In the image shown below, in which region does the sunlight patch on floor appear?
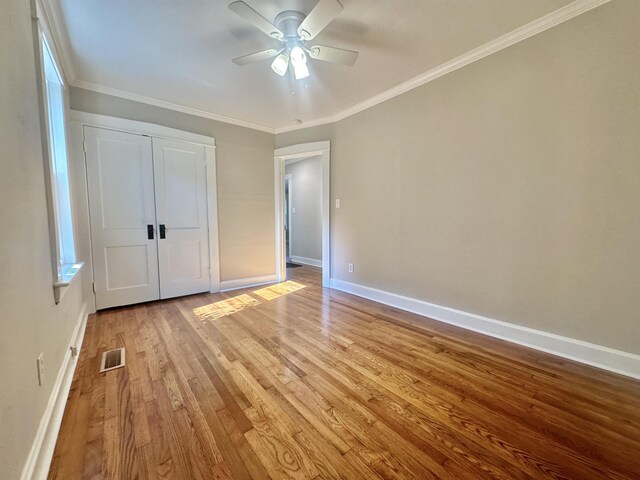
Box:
[253,281,306,300]
[193,294,260,321]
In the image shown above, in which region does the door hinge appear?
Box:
[82,141,87,153]
[92,282,96,293]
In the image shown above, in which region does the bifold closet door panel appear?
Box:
[152,138,210,299]
[84,126,160,309]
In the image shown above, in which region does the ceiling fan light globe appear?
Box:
[271,53,289,76]
[290,46,307,67]
[294,62,310,80]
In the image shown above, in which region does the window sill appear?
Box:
[54,262,84,304]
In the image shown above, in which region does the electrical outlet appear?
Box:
[348,263,354,273]
[37,353,45,386]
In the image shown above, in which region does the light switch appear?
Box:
[335,198,341,208]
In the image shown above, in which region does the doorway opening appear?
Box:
[274,141,330,287]
[284,156,323,274]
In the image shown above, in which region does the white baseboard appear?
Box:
[330,278,640,380]
[290,256,322,268]
[220,273,278,292]
[21,303,89,480]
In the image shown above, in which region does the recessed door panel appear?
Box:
[153,138,210,299]
[85,126,160,309]
[99,142,148,229]
[104,245,150,289]
[167,240,202,281]
[163,149,200,228]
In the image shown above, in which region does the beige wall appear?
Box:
[286,156,322,262]
[69,87,276,282]
[276,0,640,355]
[0,1,86,478]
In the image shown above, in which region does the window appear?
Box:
[40,34,80,293]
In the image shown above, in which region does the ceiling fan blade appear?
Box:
[232,49,280,66]
[297,0,343,41]
[308,45,358,66]
[228,1,284,39]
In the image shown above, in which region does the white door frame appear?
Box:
[69,110,221,312]
[284,173,292,261]
[274,141,330,287]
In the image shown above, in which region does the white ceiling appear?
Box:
[51,0,574,131]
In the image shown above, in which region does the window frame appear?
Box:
[35,8,83,302]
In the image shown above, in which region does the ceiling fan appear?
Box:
[229,0,358,80]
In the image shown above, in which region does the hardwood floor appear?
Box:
[49,266,640,479]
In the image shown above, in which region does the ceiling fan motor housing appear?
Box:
[274,11,307,40]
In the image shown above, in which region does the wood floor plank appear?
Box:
[49,266,640,479]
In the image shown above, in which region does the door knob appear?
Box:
[159,224,166,239]
[147,224,154,240]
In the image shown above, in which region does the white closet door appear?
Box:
[84,127,160,309]
[152,138,210,299]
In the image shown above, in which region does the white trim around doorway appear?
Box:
[274,141,330,288]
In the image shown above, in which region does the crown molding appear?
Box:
[40,0,610,135]
[70,79,276,133]
[274,0,611,134]
[275,114,337,134]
